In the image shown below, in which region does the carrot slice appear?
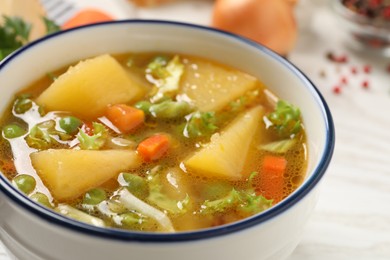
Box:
[258,155,287,202]
[106,104,145,133]
[137,134,170,162]
[62,9,114,30]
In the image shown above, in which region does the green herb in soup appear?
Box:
[0,53,307,232]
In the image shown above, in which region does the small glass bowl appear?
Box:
[333,0,390,57]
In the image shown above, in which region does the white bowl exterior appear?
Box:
[0,22,331,260]
[0,188,319,260]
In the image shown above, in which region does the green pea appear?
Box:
[2,124,26,139]
[30,192,52,208]
[59,116,82,135]
[122,173,148,199]
[83,188,107,205]
[14,98,33,114]
[13,174,36,195]
[120,212,143,227]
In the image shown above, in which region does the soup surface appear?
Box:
[0,53,307,232]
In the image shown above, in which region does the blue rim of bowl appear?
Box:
[0,20,335,243]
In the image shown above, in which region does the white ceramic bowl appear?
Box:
[0,20,335,260]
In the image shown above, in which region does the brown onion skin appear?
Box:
[212,0,298,56]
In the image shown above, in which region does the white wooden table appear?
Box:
[1,0,390,259]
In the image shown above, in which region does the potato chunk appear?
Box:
[36,54,144,119]
[30,149,141,201]
[179,58,258,112]
[184,106,264,180]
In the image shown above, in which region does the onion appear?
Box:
[212,0,298,56]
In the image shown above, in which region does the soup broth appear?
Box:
[0,53,307,232]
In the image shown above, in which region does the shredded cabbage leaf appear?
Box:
[200,172,272,215]
[266,100,302,138]
[118,188,175,232]
[147,169,191,215]
[120,172,149,199]
[77,122,108,150]
[258,139,297,154]
[148,55,184,102]
[183,111,218,138]
[135,99,194,119]
[200,188,272,215]
[26,120,71,149]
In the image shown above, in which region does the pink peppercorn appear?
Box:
[383,6,390,19]
[362,80,370,89]
[333,86,342,94]
[326,52,348,63]
[363,65,372,73]
[369,0,382,8]
[340,76,348,85]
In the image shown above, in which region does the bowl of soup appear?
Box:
[0,20,334,260]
